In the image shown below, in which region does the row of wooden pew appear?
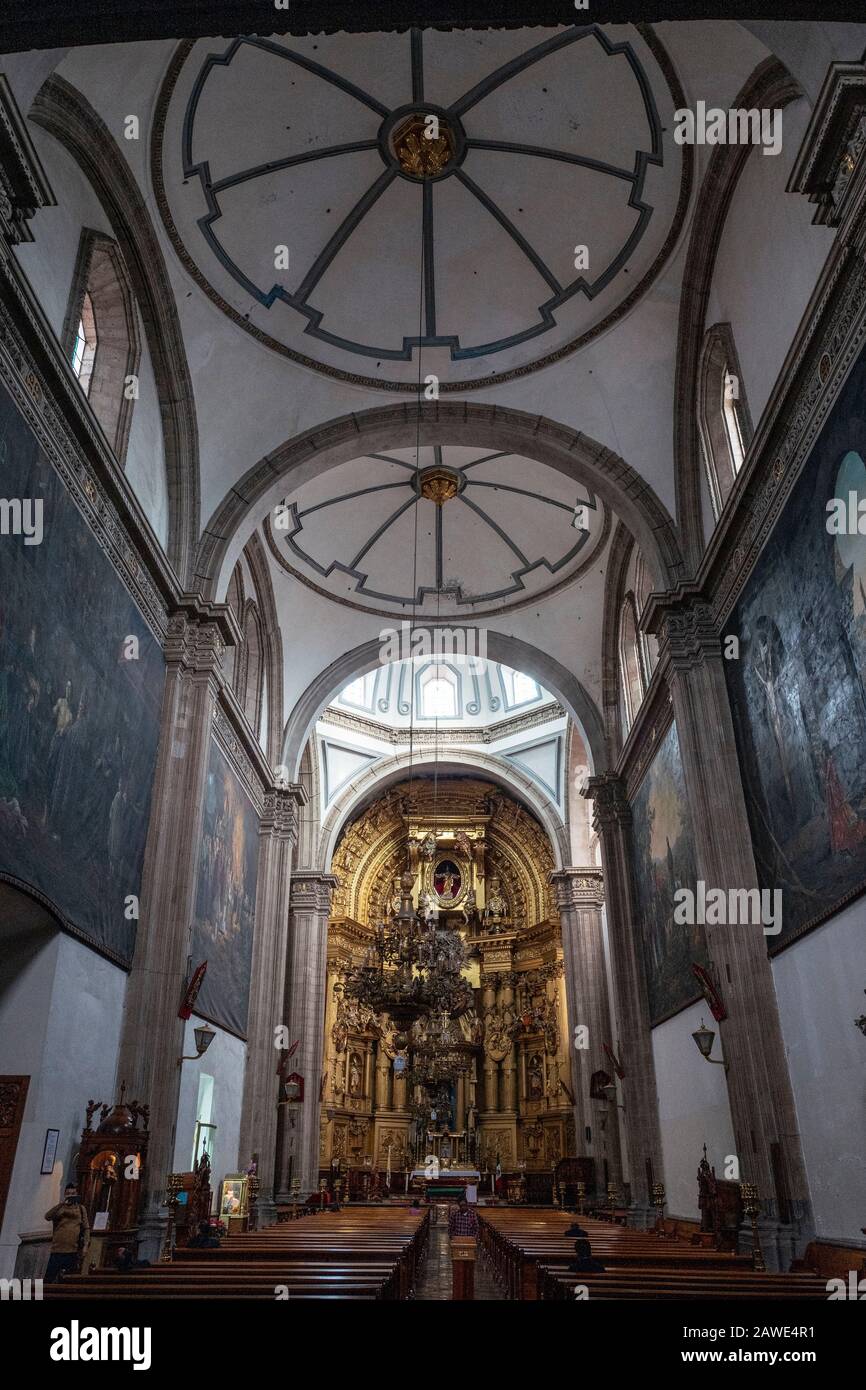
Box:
[478,1210,830,1301]
[44,1208,429,1301]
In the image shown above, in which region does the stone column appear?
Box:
[116,609,233,1260]
[500,977,518,1114]
[650,592,811,1266]
[238,783,304,1225]
[374,1045,390,1111]
[549,868,623,1197]
[583,774,664,1225]
[283,872,339,1198]
[481,977,498,1113]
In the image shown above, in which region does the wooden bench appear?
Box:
[46,1207,428,1302]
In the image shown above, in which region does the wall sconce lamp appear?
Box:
[601,1081,625,1112]
[691,1018,728,1071]
[178,1022,216,1066]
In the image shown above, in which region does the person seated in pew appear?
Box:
[567,1238,606,1273]
[564,1223,588,1237]
[187,1219,222,1249]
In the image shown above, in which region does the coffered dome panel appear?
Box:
[155,23,688,389]
[264,445,610,617]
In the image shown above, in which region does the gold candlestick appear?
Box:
[161,1173,183,1263]
[651,1182,666,1236]
[739,1182,766,1271]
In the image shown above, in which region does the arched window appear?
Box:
[71,291,97,394]
[633,553,658,680]
[62,229,141,466]
[698,323,753,519]
[501,665,540,708]
[342,672,376,709]
[241,601,264,734]
[421,664,457,718]
[618,595,645,736]
[224,566,244,689]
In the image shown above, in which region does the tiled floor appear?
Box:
[414,1210,506,1301]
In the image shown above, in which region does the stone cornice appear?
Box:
[291,872,340,915]
[643,584,720,666]
[0,75,55,245]
[319,701,565,744]
[260,784,306,840]
[788,60,866,234]
[549,866,605,910]
[582,772,632,833]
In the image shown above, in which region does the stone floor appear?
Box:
[414,1210,506,1300]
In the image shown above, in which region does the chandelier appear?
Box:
[410,1007,474,1085]
[343,870,476,1038]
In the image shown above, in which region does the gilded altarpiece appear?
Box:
[319,779,576,1184]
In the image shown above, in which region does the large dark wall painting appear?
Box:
[631,719,706,1025]
[191,739,259,1037]
[0,378,163,963]
[725,347,866,951]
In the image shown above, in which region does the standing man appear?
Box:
[448,1197,479,1300]
[44,1182,89,1282]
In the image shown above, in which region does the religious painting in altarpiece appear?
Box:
[630,719,707,1024]
[190,739,260,1036]
[725,344,866,950]
[0,375,163,962]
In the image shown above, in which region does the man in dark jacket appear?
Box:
[568,1237,606,1273]
[44,1183,89,1282]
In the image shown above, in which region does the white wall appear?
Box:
[652,999,737,1220]
[772,902,866,1244]
[705,98,835,430]
[124,304,169,548]
[13,124,171,551]
[0,928,127,1279]
[173,1014,246,1214]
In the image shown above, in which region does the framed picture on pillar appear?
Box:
[41,1128,60,1175]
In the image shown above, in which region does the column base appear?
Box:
[136,1206,168,1265]
[253,1198,277,1228]
[738,1217,805,1273]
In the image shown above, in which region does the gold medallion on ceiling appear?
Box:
[392,113,455,179]
[418,465,460,505]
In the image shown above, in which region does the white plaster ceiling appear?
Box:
[317,655,566,814]
[264,444,608,617]
[331,655,555,727]
[155,23,686,389]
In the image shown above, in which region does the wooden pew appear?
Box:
[477,1209,828,1301]
[45,1206,428,1302]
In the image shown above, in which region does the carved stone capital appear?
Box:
[260,785,305,841]
[0,76,55,246]
[290,872,340,916]
[549,867,604,911]
[582,772,631,832]
[164,598,239,674]
[645,586,720,667]
[788,60,866,233]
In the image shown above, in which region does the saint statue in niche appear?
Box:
[348,1052,362,1096]
[433,858,461,902]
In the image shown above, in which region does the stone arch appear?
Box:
[315,748,570,876]
[194,402,686,601]
[29,74,200,583]
[282,631,606,783]
[673,57,801,568]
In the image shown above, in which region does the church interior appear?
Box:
[0,1,865,1319]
